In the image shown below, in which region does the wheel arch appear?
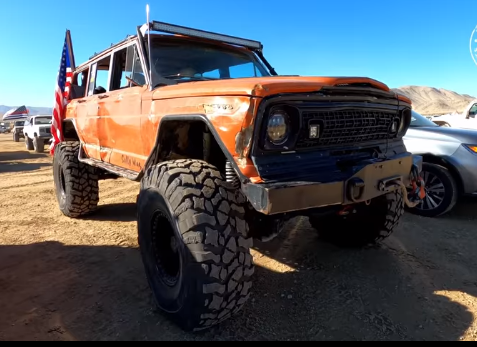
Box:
[62,119,80,141]
[421,154,464,194]
[142,114,249,184]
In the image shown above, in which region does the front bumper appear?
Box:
[243,153,423,215]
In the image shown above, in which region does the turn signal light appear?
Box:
[463,144,477,153]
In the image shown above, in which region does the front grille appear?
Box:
[297,109,396,149]
[40,128,51,134]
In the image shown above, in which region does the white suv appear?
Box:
[23,115,53,153]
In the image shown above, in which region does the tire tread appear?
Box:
[53,141,99,218]
[139,159,254,331]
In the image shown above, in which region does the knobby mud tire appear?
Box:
[309,189,405,248]
[137,159,254,331]
[53,141,99,218]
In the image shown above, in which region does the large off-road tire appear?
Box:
[53,141,99,218]
[13,132,19,142]
[25,136,34,150]
[137,159,254,332]
[309,189,404,248]
[33,136,44,153]
[406,162,458,217]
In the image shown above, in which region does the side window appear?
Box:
[468,104,477,118]
[87,55,111,95]
[131,46,145,86]
[229,62,263,78]
[70,69,89,100]
[87,63,97,96]
[200,69,221,79]
[95,56,110,92]
[111,47,128,91]
[110,44,146,91]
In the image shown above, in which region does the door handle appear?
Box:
[77,99,87,103]
[98,94,110,99]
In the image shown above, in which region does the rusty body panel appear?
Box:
[65,74,404,182]
[149,76,390,99]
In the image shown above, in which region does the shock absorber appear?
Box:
[225,161,240,189]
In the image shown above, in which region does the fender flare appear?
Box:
[142,114,250,183]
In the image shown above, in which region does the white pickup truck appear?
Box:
[428,99,477,129]
[23,115,53,153]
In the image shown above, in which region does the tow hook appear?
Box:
[347,177,365,202]
[396,164,426,208]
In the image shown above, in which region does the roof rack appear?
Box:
[88,34,136,60]
[144,21,263,51]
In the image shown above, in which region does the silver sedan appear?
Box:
[403,110,477,217]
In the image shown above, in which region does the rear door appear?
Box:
[96,42,147,172]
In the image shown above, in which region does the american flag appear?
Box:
[50,30,75,155]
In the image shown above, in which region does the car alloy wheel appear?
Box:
[416,170,446,211]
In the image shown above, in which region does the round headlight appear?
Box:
[267,112,289,144]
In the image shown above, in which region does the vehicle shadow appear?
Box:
[0,151,48,162]
[0,224,474,341]
[84,203,137,222]
[441,196,477,221]
[0,162,52,174]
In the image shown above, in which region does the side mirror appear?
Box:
[93,86,107,95]
[126,75,141,87]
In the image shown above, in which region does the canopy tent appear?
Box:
[2,106,29,121]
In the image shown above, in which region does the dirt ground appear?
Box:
[0,134,476,341]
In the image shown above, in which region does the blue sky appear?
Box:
[1,0,477,107]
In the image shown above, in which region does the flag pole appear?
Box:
[66,29,76,71]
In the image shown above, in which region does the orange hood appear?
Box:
[151,76,403,100]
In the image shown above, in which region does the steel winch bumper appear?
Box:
[243,154,423,215]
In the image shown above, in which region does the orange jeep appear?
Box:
[53,21,425,331]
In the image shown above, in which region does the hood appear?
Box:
[405,126,477,144]
[151,76,402,100]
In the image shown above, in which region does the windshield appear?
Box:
[409,110,438,128]
[14,121,24,126]
[147,37,270,87]
[35,117,52,125]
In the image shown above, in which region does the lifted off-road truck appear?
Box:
[12,120,25,142]
[23,115,53,153]
[52,21,425,331]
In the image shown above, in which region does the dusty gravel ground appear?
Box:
[0,134,476,341]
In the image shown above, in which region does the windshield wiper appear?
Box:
[163,74,218,81]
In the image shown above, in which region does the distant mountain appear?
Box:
[0,105,53,117]
[392,86,476,115]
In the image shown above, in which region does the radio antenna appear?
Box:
[146,4,153,90]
